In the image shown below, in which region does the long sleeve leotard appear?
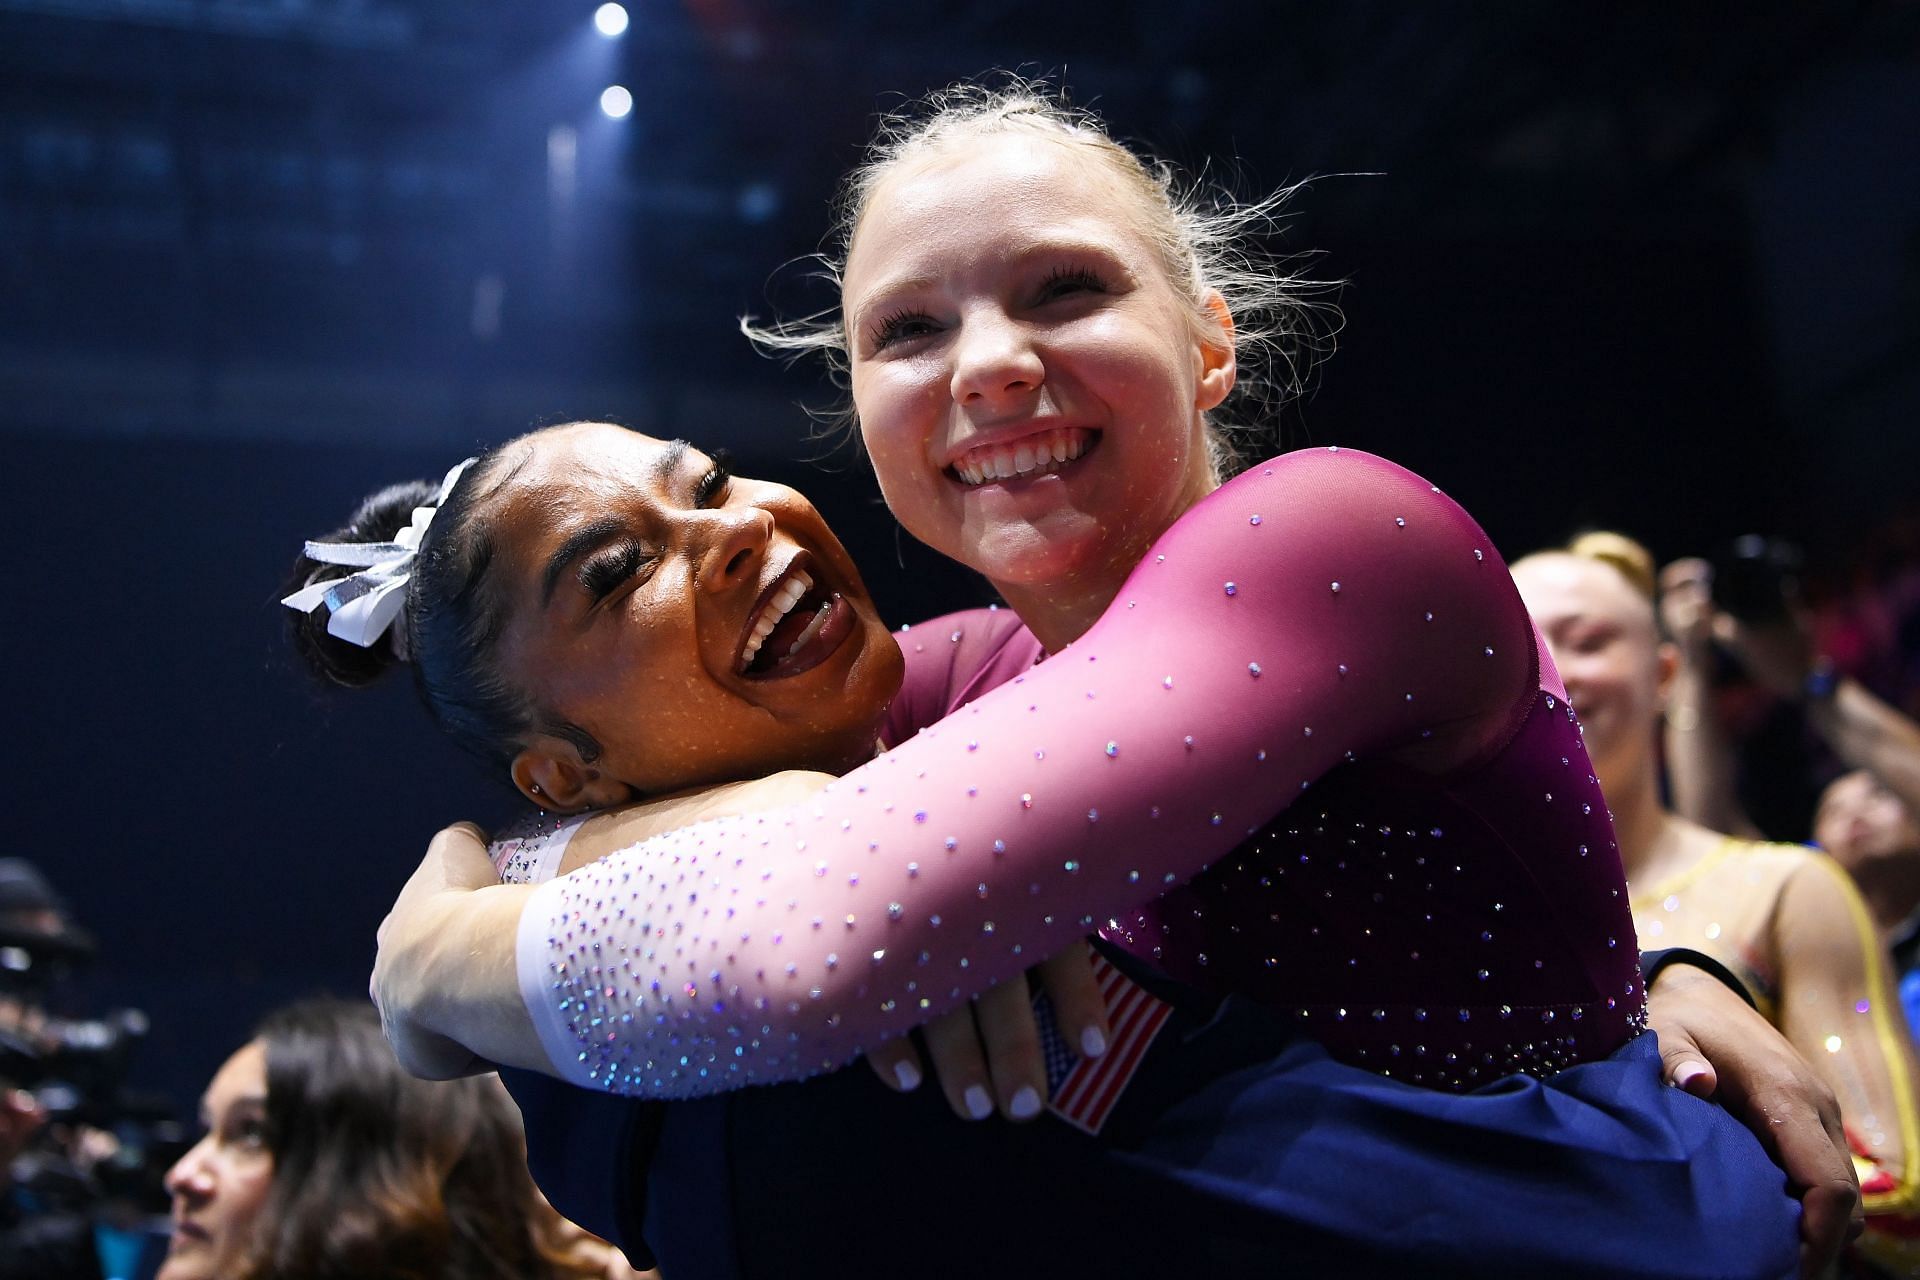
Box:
[517,448,1645,1097]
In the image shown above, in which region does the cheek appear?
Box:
[854,362,934,448]
[1082,315,1195,409]
[1867,797,1912,837]
[860,428,926,508]
[1867,806,1920,852]
[1556,653,1609,696]
[859,423,955,552]
[1573,652,1641,704]
[218,1165,274,1239]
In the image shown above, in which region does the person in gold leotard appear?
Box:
[1513,532,1920,1276]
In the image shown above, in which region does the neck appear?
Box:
[995,566,1136,654]
[1599,748,1671,880]
[995,467,1220,654]
[1847,856,1920,936]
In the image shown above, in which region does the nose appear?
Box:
[694,503,774,593]
[165,1137,214,1203]
[949,308,1043,409]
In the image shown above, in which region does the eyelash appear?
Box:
[868,308,932,353]
[1037,264,1108,299]
[696,452,732,505]
[580,542,651,602]
[577,457,727,603]
[866,265,1111,352]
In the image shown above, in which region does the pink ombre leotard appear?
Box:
[516,448,1644,1097]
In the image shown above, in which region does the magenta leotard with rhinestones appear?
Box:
[518,448,1645,1097]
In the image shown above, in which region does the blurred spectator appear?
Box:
[159,998,647,1280]
[1663,550,1920,843]
[1665,541,1920,994]
[1514,533,1920,1276]
[1816,771,1920,1042]
[0,858,94,1041]
[0,860,124,1280]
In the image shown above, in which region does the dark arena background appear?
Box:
[4,1,1918,1128]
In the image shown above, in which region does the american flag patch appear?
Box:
[1035,952,1173,1136]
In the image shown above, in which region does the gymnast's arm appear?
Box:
[372,772,838,1082]
[373,447,1530,1094]
[1773,857,1920,1252]
[490,618,1109,1121]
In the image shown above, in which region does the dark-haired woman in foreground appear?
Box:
[157,999,644,1280]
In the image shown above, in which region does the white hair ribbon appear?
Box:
[280,458,476,656]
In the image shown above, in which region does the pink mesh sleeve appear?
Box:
[518,448,1533,1096]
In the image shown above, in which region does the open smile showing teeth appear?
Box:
[736,558,851,679]
[739,568,816,671]
[950,426,1094,486]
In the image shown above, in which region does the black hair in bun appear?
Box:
[284,480,439,688]
[282,438,605,773]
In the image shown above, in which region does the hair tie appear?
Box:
[280,458,475,658]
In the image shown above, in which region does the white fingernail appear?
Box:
[964,1085,994,1120]
[1081,1026,1107,1057]
[893,1059,921,1091]
[1672,1060,1708,1090]
[1009,1085,1042,1119]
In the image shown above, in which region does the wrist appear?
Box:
[1642,947,1756,1009]
[417,885,532,1040]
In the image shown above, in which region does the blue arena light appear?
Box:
[600,85,634,119]
[594,3,629,37]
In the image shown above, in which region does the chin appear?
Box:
[957,517,1118,589]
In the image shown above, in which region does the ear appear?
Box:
[510,738,635,813]
[1193,290,1238,413]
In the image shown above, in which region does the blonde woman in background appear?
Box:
[1513,533,1920,1274]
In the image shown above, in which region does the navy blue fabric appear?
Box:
[530,953,1801,1279]
[498,1066,656,1267]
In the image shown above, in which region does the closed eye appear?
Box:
[695,451,732,506]
[868,308,940,353]
[1035,265,1109,303]
[1569,625,1618,654]
[580,541,654,602]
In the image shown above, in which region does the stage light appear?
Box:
[594,3,628,37]
[600,85,633,119]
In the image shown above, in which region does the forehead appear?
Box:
[482,426,691,544]
[1512,554,1652,626]
[504,425,683,499]
[1819,771,1878,810]
[205,1039,267,1110]
[846,133,1161,285]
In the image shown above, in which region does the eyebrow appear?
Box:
[541,516,630,607]
[199,1095,266,1124]
[537,441,698,606]
[655,438,691,482]
[848,272,937,318]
